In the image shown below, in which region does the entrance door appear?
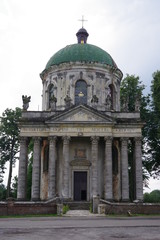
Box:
[74,171,87,201]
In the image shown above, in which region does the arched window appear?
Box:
[75,80,87,105]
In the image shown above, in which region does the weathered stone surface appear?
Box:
[17,137,28,200]
[134,137,143,201]
[121,138,129,201]
[104,137,113,200]
[32,137,41,201]
[62,136,70,198]
[48,136,57,199]
[91,136,99,196]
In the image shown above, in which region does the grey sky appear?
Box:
[0,0,160,190]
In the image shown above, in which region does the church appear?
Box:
[17,25,143,204]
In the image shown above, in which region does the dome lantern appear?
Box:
[76,28,89,44]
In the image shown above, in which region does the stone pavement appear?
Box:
[0,215,160,240]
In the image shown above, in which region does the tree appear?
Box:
[145,70,160,176]
[0,108,21,198]
[120,74,151,199]
[0,184,7,200]
[11,175,18,198]
[144,190,160,203]
[120,74,145,112]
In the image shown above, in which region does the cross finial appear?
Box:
[78,15,87,28]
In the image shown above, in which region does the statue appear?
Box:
[91,95,99,104]
[105,94,112,110]
[121,96,128,112]
[64,95,72,108]
[50,95,57,111]
[22,95,31,111]
[135,94,141,112]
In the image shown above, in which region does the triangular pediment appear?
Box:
[46,105,114,124]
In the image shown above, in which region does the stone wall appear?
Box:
[0,199,56,216]
[100,200,160,215]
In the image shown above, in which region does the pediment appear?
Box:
[46,105,113,123]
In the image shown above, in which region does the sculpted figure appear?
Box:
[50,95,57,111]
[22,95,31,110]
[105,94,112,110]
[135,94,141,112]
[91,95,99,104]
[64,95,72,108]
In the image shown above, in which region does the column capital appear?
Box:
[62,136,71,144]
[48,136,57,143]
[104,136,113,143]
[120,137,129,145]
[19,136,28,144]
[91,136,99,143]
[33,136,41,143]
[134,137,142,144]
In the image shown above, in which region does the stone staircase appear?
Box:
[63,201,90,210]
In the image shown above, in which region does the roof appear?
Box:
[45,43,117,70]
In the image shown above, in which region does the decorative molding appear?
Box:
[70,159,91,167]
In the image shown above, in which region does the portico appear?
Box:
[17,105,143,202]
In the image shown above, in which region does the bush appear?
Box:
[63,205,69,214]
[144,190,160,203]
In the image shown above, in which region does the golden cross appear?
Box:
[78,15,88,28]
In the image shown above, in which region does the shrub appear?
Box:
[144,190,160,203]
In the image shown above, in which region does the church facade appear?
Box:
[17,28,143,203]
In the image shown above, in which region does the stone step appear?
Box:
[65,210,106,217]
[63,201,91,210]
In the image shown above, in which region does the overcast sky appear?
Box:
[0,0,160,191]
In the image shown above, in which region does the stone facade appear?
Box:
[17,28,144,203]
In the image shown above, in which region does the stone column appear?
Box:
[48,136,57,199]
[62,136,70,198]
[104,136,113,201]
[134,137,143,201]
[31,137,41,201]
[17,137,28,200]
[120,138,129,201]
[91,136,99,196]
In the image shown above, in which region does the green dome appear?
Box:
[45,43,117,70]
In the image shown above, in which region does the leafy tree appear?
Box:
[0,184,7,200]
[120,74,151,199]
[144,190,160,203]
[145,70,160,176]
[11,175,18,198]
[120,74,145,112]
[0,108,21,198]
